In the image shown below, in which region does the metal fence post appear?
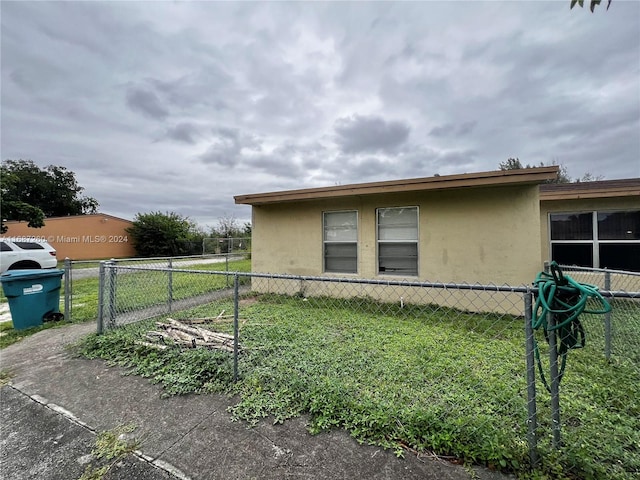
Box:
[544,260,562,448]
[168,257,173,313]
[226,254,230,287]
[548,304,562,449]
[107,260,117,330]
[233,273,239,382]
[604,269,612,361]
[64,257,71,322]
[524,290,539,468]
[97,261,106,334]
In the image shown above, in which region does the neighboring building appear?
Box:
[236,167,558,303]
[3,213,136,260]
[540,179,640,273]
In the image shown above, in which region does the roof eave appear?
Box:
[540,187,640,201]
[235,167,558,205]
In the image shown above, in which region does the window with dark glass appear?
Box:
[550,213,593,240]
[323,211,357,273]
[550,210,640,272]
[377,207,418,276]
[13,242,44,250]
[597,211,640,240]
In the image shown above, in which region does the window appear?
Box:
[13,242,45,250]
[323,211,357,273]
[377,206,418,276]
[549,210,640,272]
[0,242,12,252]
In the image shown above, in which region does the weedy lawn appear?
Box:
[76,294,639,480]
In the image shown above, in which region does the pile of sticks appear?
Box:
[137,317,236,352]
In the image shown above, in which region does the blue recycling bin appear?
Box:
[0,269,65,330]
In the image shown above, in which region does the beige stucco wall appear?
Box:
[540,197,640,264]
[249,184,543,314]
[4,214,135,260]
[251,184,542,306]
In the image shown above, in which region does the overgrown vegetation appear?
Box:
[75,294,639,480]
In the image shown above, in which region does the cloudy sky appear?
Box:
[2,1,639,229]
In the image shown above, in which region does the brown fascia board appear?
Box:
[234,166,559,205]
[539,178,640,201]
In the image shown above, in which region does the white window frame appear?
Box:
[376,206,419,277]
[323,210,358,274]
[548,209,640,270]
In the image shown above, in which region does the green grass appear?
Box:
[75,294,640,480]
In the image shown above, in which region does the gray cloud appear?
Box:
[126,87,169,120]
[200,129,243,167]
[430,121,477,138]
[164,123,199,144]
[1,1,638,227]
[334,115,411,154]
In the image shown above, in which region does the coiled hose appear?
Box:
[532,261,611,392]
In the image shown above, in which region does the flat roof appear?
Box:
[539,178,640,201]
[235,166,559,205]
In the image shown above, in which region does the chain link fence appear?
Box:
[62,253,249,324]
[559,265,639,363]
[90,264,639,479]
[202,237,251,254]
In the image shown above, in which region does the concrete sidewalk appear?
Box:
[0,322,513,480]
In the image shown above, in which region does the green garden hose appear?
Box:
[532,261,611,392]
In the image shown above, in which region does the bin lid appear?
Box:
[0,269,65,282]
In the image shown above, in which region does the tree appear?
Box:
[498,158,524,171]
[499,158,602,184]
[576,172,605,182]
[1,159,98,233]
[209,214,251,254]
[211,214,246,238]
[570,0,611,13]
[126,211,202,257]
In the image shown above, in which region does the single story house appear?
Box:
[3,213,136,260]
[235,167,561,312]
[236,167,559,284]
[235,168,639,309]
